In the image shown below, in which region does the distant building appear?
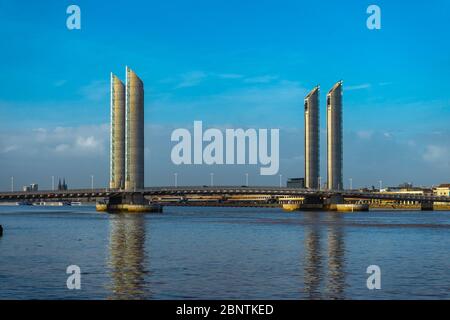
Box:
[57,178,68,191]
[434,184,450,197]
[22,184,38,192]
[382,189,425,195]
[287,178,305,188]
[398,182,413,189]
[382,186,432,196]
[434,184,450,206]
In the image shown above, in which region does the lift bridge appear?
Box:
[0,186,449,211]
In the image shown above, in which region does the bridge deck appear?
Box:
[0,186,449,203]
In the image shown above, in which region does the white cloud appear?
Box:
[79,80,109,101]
[423,145,450,164]
[407,140,416,147]
[356,130,374,140]
[243,75,278,84]
[346,83,371,91]
[76,136,100,149]
[176,71,208,88]
[169,71,280,88]
[216,73,244,79]
[53,80,67,87]
[147,79,308,128]
[55,144,70,152]
[1,145,19,153]
[0,124,108,158]
[1,124,449,189]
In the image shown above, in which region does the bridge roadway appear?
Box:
[0,186,449,203]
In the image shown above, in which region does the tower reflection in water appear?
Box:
[303,213,322,299]
[303,213,345,299]
[107,214,149,299]
[326,214,345,299]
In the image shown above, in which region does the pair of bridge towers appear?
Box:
[304,81,343,192]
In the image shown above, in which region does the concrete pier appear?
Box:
[324,195,369,212]
[282,203,323,211]
[334,203,369,212]
[96,193,162,213]
[420,201,434,211]
[323,194,344,211]
[281,195,324,211]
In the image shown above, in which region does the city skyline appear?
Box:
[0,1,449,190]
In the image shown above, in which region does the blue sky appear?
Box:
[0,0,449,189]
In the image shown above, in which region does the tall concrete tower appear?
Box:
[326,81,343,190]
[304,86,320,189]
[110,73,125,189]
[125,66,144,190]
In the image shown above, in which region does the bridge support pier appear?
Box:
[420,201,434,211]
[324,195,344,211]
[323,195,368,212]
[96,193,162,213]
[301,196,324,210]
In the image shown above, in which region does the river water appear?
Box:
[0,206,449,300]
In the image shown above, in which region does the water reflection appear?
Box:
[326,214,345,299]
[107,214,149,299]
[303,213,322,299]
[303,213,346,299]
